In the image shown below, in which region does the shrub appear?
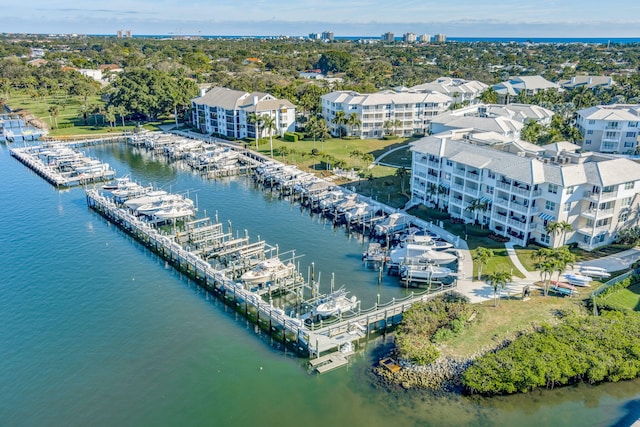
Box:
[283,132,298,142]
[432,327,454,343]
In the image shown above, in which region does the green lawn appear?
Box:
[515,244,636,273]
[601,282,640,311]
[441,293,588,358]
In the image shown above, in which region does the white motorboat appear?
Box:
[390,243,457,265]
[102,176,131,191]
[152,205,196,221]
[579,266,611,279]
[401,264,452,280]
[124,190,169,210]
[315,289,359,317]
[135,195,193,216]
[374,213,412,236]
[240,258,296,285]
[564,273,593,287]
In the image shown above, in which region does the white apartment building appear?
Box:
[408,77,489,105]
[429,103,554,137]
[493,75,561,104]
[410,130,640,250]
[576,104,640,154]
[321,90,452,138]
[191,87,296,139]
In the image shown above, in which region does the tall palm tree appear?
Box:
[487,270,512,307]
[552,247,576,285]
[473,247,494,280]
[48,105,59,129]
[383,120,393,136]
[545,221,573,247]
[332,110,347,138]
[261,114,276,158]
[393,118,402,136]
[247,112,263,150]
[346,112,361,138]
[395,167,409,194]
[534,259,556,296]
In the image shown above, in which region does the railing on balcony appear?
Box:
[465,171,480,180]
[577,225,611,235]
[507,217,528,228]
[581,208,615,218]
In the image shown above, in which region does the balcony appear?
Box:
[580,208,615,219]
[451,183,464,192]
[494,198,509,209]
[507,217,528,229]
[510,202,532,215]
[465,171,480,180]
[577,225,611,236]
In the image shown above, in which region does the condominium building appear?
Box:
[419,34,431,43]
[321,31,334,42]
[433,33,446,43]
[428,103,554,137]
[493,75,561,104]
[408,77,489,105]
[381,32,395,42]
[321,90,452,138]
[576,104,640,154]
[559,75,615,90]
[410,130,640,250]
[191,87,296,139]
[403,32,417,43]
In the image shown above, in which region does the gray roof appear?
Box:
[577,104,640,121]
[411,133,640,187]
[321,90,452,106]
[430,114,523,135]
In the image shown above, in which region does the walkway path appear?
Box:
[369,144,409,169]
[577,247,640,272]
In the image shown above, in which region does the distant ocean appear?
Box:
[128,34,640,44]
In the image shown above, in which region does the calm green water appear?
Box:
[2,142,640,427]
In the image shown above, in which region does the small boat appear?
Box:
[374,213,412,236]
[400,264,452,280]
[579,266,611,278]
[550,281,577,296]
[564,273,593,287]
[389,244,457,265]
[241,258,296,285]
[102,176,131,191]
[315,289,359,317]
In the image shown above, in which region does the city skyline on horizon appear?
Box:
[3,0,640,38]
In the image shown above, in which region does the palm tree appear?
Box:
[383,120,393,136]
[487,271,512,307]
[472,247,494,280]
[465,198,489,224]
[545,221,572,247]
[361,153,374,169]
[552,247,576,285]
[392,118,402,136]
[479,87,498,104]
[395,167,409,194]
[261,114,276,158]
[346,112,361,138]
[534,259,556,296]
[332,110,347,138]
[48,105,59,129]
[247,112,263,150]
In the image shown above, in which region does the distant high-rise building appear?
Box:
[434,33,446,43]
[321,31,334,42]
[116,29,123,38]
[381,32,395,42]
[309,33,320,40]
[125,29,132,38]
[403,32,417,43]
[419,34,431,43]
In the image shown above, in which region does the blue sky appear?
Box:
[4,0,640,37]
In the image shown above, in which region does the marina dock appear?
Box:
[85,187,457,361]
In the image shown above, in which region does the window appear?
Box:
[487,172,495,179]
[619,211,629,222]
[596,218,611,227]
[588,120,596,125]
[625,182,635,190]
[585,140,592,145]
[587,130,594,135]
[603,185,616,193]
[622,197,633,207]
[630,122,638,128]
[605,131,617,139]
[486,185,494,195]
[548,184,558,194]
[566,186,574,195]
[446,160,453,167]
[626,132,637,138]
[609,122,619,128]
[625,142,636,148]
[564,202,571,212]
[540,233,550,244]
[545,200,556,211]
